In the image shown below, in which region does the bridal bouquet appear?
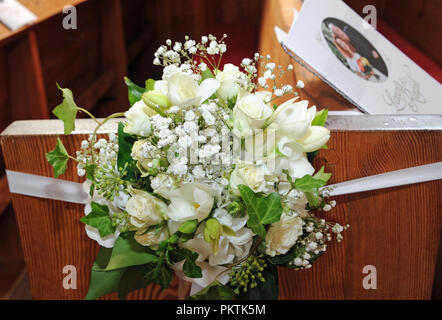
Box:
[46,34,347,300]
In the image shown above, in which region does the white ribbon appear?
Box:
[6,170,89,204]
[325,162,442,196]
[6,162,442,203]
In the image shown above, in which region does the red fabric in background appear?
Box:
[204,23,258,68]
[373,20,441,83]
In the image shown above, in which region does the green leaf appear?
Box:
[145,78,156,91]
[80,202,115,238]
[313,166,331,183]
[201,66,215,80]
[45,137,69,178]
[187,281,234,300]
[105,234,158,270]
[311,109,328,126]
[294,174,326,193]
[239,185,283,238]
[237,264,279,300]
[85,247,125,300]
[144,261,173,289]
[118,265,151,300]
[178,220,198,234]
[52,84,78,135]
[117,122,136,179]
[85,164,96,181]
[183,250,202,278]
[124,77,146,106]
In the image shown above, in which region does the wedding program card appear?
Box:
[283,0,442,115]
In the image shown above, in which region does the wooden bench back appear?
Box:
[1,116,441,299]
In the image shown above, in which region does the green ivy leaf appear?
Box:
[183,250,202,278]
[313,166,331,184]
[80,202,115,237]
[85,247,125,300]
[187,281,234,300]
[239,185,283,238]
[124,77,146,106]
[237,264,279,300]
[85,164,96,181]
[311,109,328,126]
[105,233,158,270]
[145,78,156,91]
[144,260,173,289]
[294,174,326,193]
[52,84,78,135]
[45,137,69,178]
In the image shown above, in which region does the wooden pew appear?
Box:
[1,116,440,299]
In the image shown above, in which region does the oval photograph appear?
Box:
[322,17,388,83]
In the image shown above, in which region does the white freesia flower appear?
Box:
[298,126,330,152]
[265,212,304,256]
[268,99,314,139]
[124,100,152,136]
[126,188,167,229]
[229,162,268,195]
[157,183,216,222]
[184,208,254,266]
[167,72,219,107]
[232,88,273,137]
[216,63,244,101]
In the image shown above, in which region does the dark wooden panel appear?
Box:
[1,120,440,299]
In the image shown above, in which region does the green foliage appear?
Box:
[178,220,198,234]
[45,137,69,178]
[239,185,283,238]
[124,77,146,106]
[237,264,279,300]
[117,122,136,180]
[145,78,156,91]
[201,66,215,80]
[144,259,174,289]
[118,265,151,300]
[311,109,328,126]
[105,233,158,270]
[80,202,115,237]
[183,250,202,278]
[313,166,331,183]
[293,174,327,192]
[187,281,234,300]
[85,247,125,300]
[52,84,78,135]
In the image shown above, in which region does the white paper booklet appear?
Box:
[283,0,442,115]
[0,0,37,31]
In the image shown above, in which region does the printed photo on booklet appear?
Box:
[283,0,442,115]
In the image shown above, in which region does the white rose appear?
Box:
[265,213,304,256]
[229,162,268,195]
[126,188,167,229]
[134,228,169,248]
[124,100,152,136]
[216,63,244,101]
[255,90,273,105]
[298,126,330,152]
[167,72,219,107]
[157,183,216,222]
[154,80,168,96]
[232,89,273,137]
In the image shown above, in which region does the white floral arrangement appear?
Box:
[46,34,347,300]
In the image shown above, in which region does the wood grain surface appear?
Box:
[1,119,441,300]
